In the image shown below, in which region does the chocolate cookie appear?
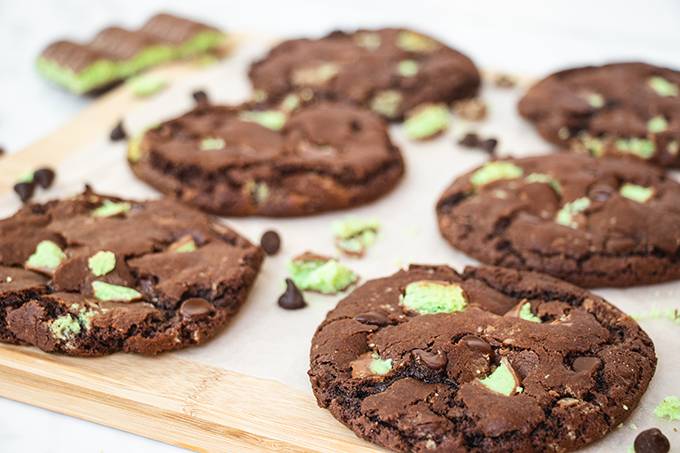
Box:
[248,28,480,121]
[309,264,656,452]
[129,101,404,216]
[519,62,680,168]
[436,153,680,288]
[0,189,262,356]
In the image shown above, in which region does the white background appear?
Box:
[0,1,679,451]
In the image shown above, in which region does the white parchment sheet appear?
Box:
[1,36,678,451]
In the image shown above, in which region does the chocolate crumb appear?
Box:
[480,138,498,154]
[278,278,306,310]
[13,182,35,203]
[458,133,480,148]
[33,167,56,189]
[192,89,210,105]
[494,73,517,88]
[110,121,128,141]
[0,146,5,157]
[260,230,281,256]
[634,428,670,453]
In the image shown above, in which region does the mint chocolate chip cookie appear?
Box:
[436,153,680,287]
[519,62,680,168]
[0,189,262,356]
[309,265,656,452]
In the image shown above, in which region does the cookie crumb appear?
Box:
[493,73,517,88]
[453,98,487,121]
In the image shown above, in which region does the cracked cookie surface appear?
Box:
[129,101,404,216]
[436,153,680,288]
[0,190,263,356]
[518,62,680,168]
[308,265,656,452]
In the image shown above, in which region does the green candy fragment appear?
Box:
[585,93,605,108]
[470,162,524,187]
[200,137,226,151]
[620,183,654,203]
[127,133,144,163]
[239,110,287,131]
[369,354,393,375]
[173,239,197,253]
[17,171,35,184]
[333,217,380,256]
[397,31,438,52]
[525,173,562,194]
[654,396,680,421]
[288,256,358,294]
[371,90,402,118]
[92,281,142,302]
[578,134,605,157]
[88,251,116,276]
[630,307,679,324]
[647,115,668,133]
[292,63,339,86]
[127,74,167,98]
[404,104,451,140]
[244,181,270,204]
[518,303,541,323]
[280,94,300,112]
[400,281,467,315]
[74,305,97,330]
[397,59,419,77]
[648,76,679,97]
[354,32,381,51]
[92,200,132,218]
[50,314,81,340]
[25,240,66,273]
[556,197,591,228]
[478,359,521,396]
[615,138,656,159]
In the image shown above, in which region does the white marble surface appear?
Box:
[0,1,679,452]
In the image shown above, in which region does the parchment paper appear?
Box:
[1,35,677,451]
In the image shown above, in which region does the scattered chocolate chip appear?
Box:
[0,145,5,157]
[494,73,517,88]
[461,334,493,356]
[260,230,281,256]
[572,356,601,375]
[458,132,480,148]
[412,349,447,369]
[480,138,498,154]
[179,298,214,318]
[192,89,210,105]
[33,167,56,189]
[355,311,391,327]
[110,120,127,141]
[634,428,670,453]
[13,182,35,203]
[278,278,306,310]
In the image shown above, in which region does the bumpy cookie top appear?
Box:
[519,62,680,168]
[436,153,680,288]
[248,28,480,120]
[309,265,656,452]
[0,190,262,355]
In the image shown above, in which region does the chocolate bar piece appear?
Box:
[140,13,225,57]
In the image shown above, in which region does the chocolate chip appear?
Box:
[0,146,5,156]
[13,182,35,203]
[179,298,214,318]
[458,132,480,148]
[461,334,493,356]
[634,428,670,453]
[192,89,210,105]
[480,138,498,154]
[260,230,281,256]
[278,278,306,310]
[110,121,127,141]
[355,311,390,326]
[412,349,447,369]
[572,356,601,375]
[33,167,56,189]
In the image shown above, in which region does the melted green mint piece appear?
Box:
[280,94,300,112]
[585,93,605,108]
[50,314,81,340]
[200,137,226,151]
[292,63,339,86]
[75,306,97,329]
[17,171,34,184]
[648,76,679,97]
[239,110,287,131]
[127,74,167,98]
[519,303,541,323]
[470,162,524,187]
[400,281,467,315]
[369,353,393,375]
[371,90,402,118]
[620,183,654,203]
[555,197,591,228]
[404,104,451,140]
[244,181,270,204]
[127,133,144,163]
[88,251,116,277]
[525,173,562,194]
[173,238,197,253]
[288,257,357,294]
[479,360,520,396]
[333,217,380,239]
[579,134,605,157]
[397,59,419,77]
[647,115,668,133]
[25,240,66,273]
[396,31,438,52]
[654,396,680,421]
[615,138,656,159]
[92,281,142,302]
[354,32,381,50]
[668,141,679,156]
[92,200,132,218]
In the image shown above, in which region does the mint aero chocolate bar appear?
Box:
[36,13,226,95]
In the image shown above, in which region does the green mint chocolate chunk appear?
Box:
[17,171,34,184]
[292,63,339,86]
[178,30,226,57]
[280,94,300,112]
[630,307,680,324]
[668,141,679,155]
[404,104,451,140]
[620,183,654,203]
[50,314,81,340]
[519,303,541,323]
[127,74,167,98]
[76,307,97,330]
[397,59,419,77]
[647,115,668,133]
[397,31,438,52]
[92,281,142,302]
[333,218,379,256]
[354,32,381,51]
[615,138,656,159]
[200,137,226,151]
[654,396,680,421]
[238,110,287,131]
[371,90,402,118]
[288,257,358,294]
[400,281,467,315]
[479,359,520,396]
[470,162,524,187]
[648,76,679,97]
[244,181,270,204]
[92,200,131,218]
[171,237,197,253]
[585,93,605,108]
[25,240,66,274]
[88,251,116,277]
[36,57,119,95]
[127,133,144,163]
[578,134,605,157]
[555,197,591,229]
[369,354,393,375]
[525,173,562,194]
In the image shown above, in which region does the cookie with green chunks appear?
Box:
[248,28,480,121]
[0,189,262,356]
[519,62,680,168]
[436,153,680,287]
[309,264,656,452]
[129,101,404,216]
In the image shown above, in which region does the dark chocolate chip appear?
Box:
[572,356,601,375]
[412,349,447,369]
[179,298,214,318]
[480,138,498,154]
[278,278,306,310]
[458,132,480,148]
[461,334,493,356]
[355,311,390,327]
[192,89,210,105]
[634,428,670,453]
[260,230,281,256]
[110,121,128,141]
[33,167,56,189]
[0,146,5,156]
[13,182,35,203]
